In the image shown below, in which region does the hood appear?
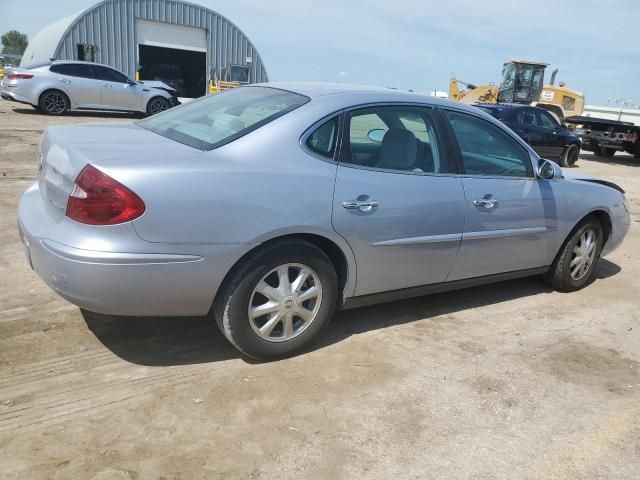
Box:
[139,80,175,93]
[561,168,625,194]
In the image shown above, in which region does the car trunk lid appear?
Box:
[37,122,197,214]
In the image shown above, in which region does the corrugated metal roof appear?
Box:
[20,0,268,83]
[21,12,83,66]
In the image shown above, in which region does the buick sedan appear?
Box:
[18,83,631,359]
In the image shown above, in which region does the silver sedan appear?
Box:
[1,60,179,115]
[17,83,631,359]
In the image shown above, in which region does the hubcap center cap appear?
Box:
[282,296,296,310]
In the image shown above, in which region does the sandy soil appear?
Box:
[1,99,639,480]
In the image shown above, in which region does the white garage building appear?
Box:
[21,0,269,98]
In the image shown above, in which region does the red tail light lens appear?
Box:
[66,165,145,225]
[8,73,34,79]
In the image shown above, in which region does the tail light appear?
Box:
[66,165,145,225]
[7,73,34,79]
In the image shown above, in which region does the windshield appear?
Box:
[137,86,310,150]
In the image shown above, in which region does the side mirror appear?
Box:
[367,128,386,143]
[537,159,562,180]
[126,79,137,86]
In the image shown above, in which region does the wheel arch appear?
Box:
[213,232,356,310]
[559,209,612,257]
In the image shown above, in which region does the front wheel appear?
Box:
[560,145,579,167]
[214,241,338,360]
[545,218,604,292]
[146,96,170,115]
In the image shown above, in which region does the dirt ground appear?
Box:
[1,99,639,480]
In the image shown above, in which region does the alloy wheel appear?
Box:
[570,229,597,280]
[149,99,168,115]
[43,92,67,114]
[248,263,323,342]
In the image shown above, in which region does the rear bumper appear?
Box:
[18,183,241,317]
[1,90,34,106]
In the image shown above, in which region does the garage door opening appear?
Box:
[138,44,206,98]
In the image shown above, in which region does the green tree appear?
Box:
[1,30,28,65]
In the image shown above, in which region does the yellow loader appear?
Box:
[449,60,584,120]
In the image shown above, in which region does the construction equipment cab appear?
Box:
[497,61,546,104]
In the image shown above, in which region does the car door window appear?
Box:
[445,110,532,177]
[50,63,95,79]
[518,109,537,126]
[534,109,558,129]
[305,116,339,159]
[343,107,443,173]
[93,65,129,83]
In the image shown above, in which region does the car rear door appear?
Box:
[440,108,561,281]
[534,109,565,160]
[49,63,100,108]
[92,65,142,111]
[331,105,465,296]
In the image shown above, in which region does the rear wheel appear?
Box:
[560,145,579,167]
[214,241,338,360]
[545,218,604,292]
[39,90,69,115]
[146,96,170,116]
[600,147,615,158]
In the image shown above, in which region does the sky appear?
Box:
[1,0,638,106]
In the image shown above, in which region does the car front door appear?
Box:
[49,63,101,108]
[331,105,466,296]
[441,109,561,281]
[92,65,142,111]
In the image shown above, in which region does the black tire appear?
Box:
[213,240,338,360]
[560,145,579,167]
[545,218,604,292]
[146,96,170,116]
[600,147,615,158]
[38,89,69,115]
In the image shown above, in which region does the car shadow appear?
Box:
[11,107,143,119]
[82,259,621,366]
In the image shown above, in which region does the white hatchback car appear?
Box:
[0,60,179,115]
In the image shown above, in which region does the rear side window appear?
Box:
[305,117,339,158]
[138,86,310,150]
[445,110,532,177]
[50,63,94,79]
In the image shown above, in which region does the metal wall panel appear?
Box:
[53,0,268,83]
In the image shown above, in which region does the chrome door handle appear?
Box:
[59,79,71,84]
[102,83,112,88]
[473,198,498,209]
[342,200,378,212]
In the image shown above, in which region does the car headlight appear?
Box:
[623,196,631,213]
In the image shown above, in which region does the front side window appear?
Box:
[50,63,94,79]
[534,109,558,129]
[445,110,532,177]
[305,116,339,158]
[517,109,538,126]
[342,106,443,174]
[138,86,309,150]
[93,65,129,83]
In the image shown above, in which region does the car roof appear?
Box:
[50,60,119,70]
[255,81,483,113]
[475,103,526,110]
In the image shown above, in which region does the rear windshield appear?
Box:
[137,86,309,150]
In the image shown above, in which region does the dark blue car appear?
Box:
[475,104,582,167]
